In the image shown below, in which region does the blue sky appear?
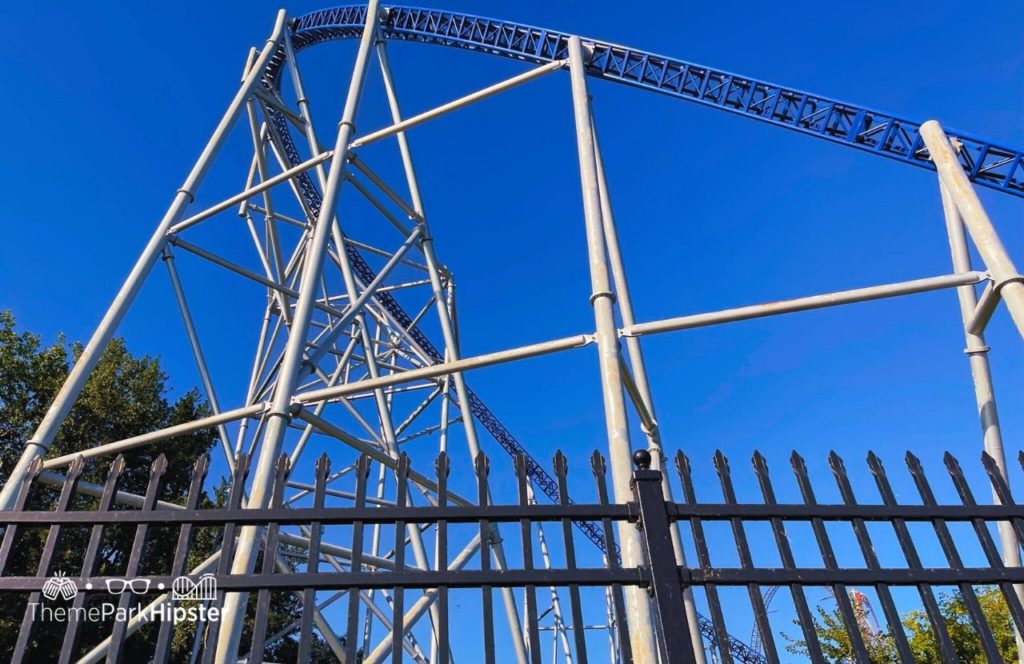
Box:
[2,1,1022,658]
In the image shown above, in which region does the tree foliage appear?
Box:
[787,587,1019,663]
[0,311,330,662]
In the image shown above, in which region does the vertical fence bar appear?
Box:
[944,453,1024,637]
[435,452,451,664]
[0,458,42,575]
[516,454,542,664]
[712,451,778,664]
[632,451,695,664]
[345,455,371,661]
[591,451,633,663]
[13,457,85,663]
[675,451,733,664]
[107,454,168,664]
[866,452,960,662]
[249,455,290,664]
[391,453,410,664]
[153,454,210,664]
[790,452,872,663]
[906,452,1003,660]
[298,453,330,663]
[58,456,127,664]
[476,452,496,664]
[202,452,250,664]
[827,452,914,661]
[983,453,1024,557]
[751,452,825,663]
[554,451,589,664]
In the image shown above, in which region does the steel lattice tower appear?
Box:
[3,4,1023,663]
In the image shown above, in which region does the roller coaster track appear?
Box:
[257,7,1022,661]
[276,5,1023,198]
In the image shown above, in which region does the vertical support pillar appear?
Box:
[283,32,458,660]
[591,121,708,664]
[938,181,1024,660]
[0,10,288,511]
[374,39,529,664]
[566,35,659,662]
[632,450,697,664]
[215,4,381,662]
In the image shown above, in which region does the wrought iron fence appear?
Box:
[0,445,1022,663]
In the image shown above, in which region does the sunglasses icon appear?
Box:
[105,578,151,595]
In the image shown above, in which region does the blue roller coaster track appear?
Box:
[259,7,1022,662]
[276,5,1024,198]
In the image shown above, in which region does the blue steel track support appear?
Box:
[272,5,1024,199]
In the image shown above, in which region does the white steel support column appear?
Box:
[938,181,1024,661]
[216,4,381,662]
[0,10,288,511]
[374,39,530,664]
[566,35,659,662]
[591,123,708,664]
[283,39,454,664]
[921,121,1024,337]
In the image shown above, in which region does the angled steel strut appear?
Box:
[275,4,1024,199]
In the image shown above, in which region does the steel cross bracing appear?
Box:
[264,22,755,662]
[279,5,1024,198]
[262,102,610,556]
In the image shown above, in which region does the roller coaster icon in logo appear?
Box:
[172,574,217,601]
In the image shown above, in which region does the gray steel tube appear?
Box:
[592,122,708,664]
[920,121,1024,337]
[216,4,382,661]
[0,10,288,511]
[625,271,987,337]
[939,181,1024,661]
[295,334,592,405]
[567,35,659,662]
[351,59,565,148]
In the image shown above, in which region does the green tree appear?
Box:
[786,587,1019,663]
[0,311,330,662]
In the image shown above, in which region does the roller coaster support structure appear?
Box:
[924,121,1024,661]
[3,6,1024,664]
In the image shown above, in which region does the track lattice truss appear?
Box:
[3,3,1023,664]
[284,5,1024,198]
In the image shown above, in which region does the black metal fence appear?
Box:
[0,445,1022,663]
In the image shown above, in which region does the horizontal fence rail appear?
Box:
[1,447,1022,663]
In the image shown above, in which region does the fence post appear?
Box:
[631,449,698,663]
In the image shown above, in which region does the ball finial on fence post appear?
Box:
[632,449,652,470]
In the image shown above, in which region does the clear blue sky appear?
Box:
[1,1,1022,657]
